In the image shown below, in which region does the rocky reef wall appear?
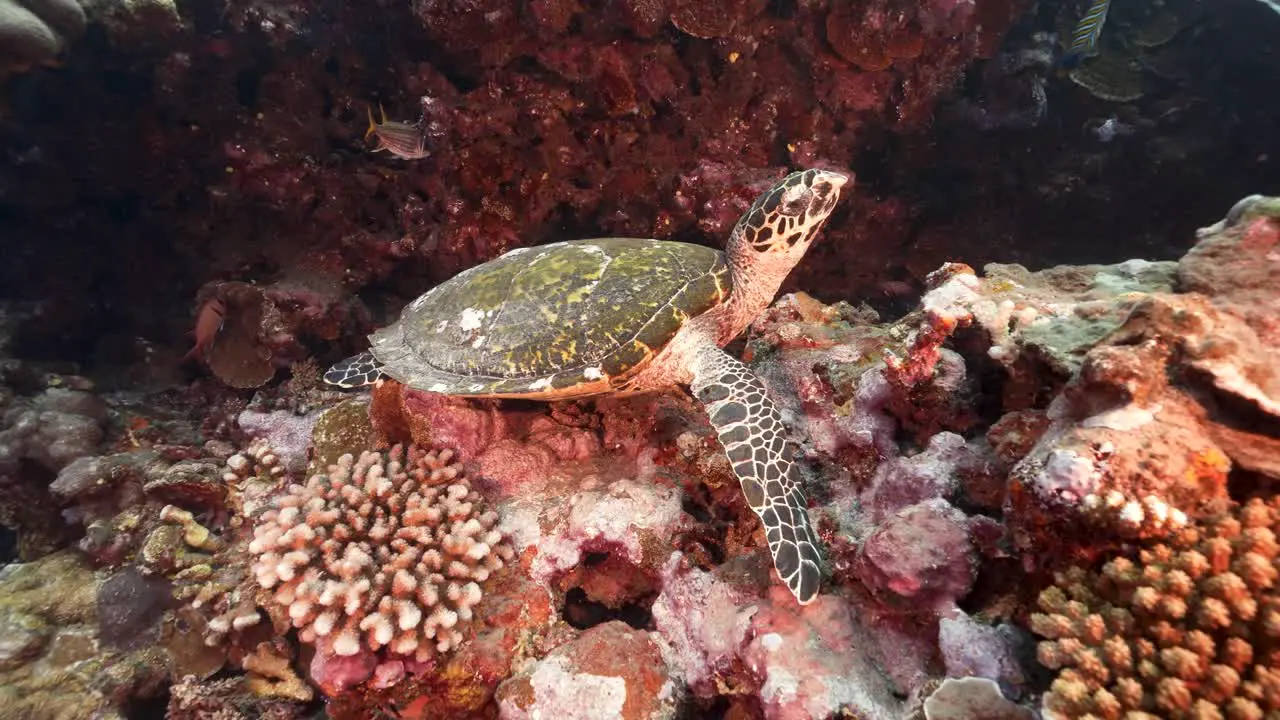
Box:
[1,0,1025,368]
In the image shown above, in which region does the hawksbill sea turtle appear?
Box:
[324,169,849,604]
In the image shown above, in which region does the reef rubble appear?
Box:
[3,194,1269,717]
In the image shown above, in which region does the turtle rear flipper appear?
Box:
[689,344,823,604]
[324,351,386,388]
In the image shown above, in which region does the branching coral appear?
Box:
[249,444,513,663]
[167,539,262,649]
[1031,497,1280,719]
[161,443,287,648]
[242,641,314,702]
[159,505,224,553]
[224,437,287,516]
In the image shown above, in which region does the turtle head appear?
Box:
[729,169,849,262]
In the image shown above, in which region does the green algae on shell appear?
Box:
[369,238,730,398]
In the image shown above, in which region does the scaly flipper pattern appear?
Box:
[323,351,386,388]
[690,344,823,604]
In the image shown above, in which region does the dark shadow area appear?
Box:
[557,549,660,630]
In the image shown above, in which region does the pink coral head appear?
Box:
[731,168,851,259]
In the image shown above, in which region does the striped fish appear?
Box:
[365,105,429,159]
[1065,0,1112,61]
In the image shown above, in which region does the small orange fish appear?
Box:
[183,297,226,362]
[365,104,429,159]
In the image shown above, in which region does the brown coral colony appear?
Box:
[249,444,514,662]
[1034,497,1280,719]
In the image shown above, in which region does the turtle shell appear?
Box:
[368,238,732,398]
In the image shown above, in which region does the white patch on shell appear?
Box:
[458,307,485,332]
[435,320,449,333]
[583,366,604,380]
[468,383,485,392]
[528,377,553,391]
[471,335,486,349]
[567,244,613,307]
[429,383,447,392]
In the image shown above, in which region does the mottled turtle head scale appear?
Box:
[727,169,850,266]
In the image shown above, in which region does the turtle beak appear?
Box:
[809,171,851,211]
[806,170,851,220]
[815,170,851,193]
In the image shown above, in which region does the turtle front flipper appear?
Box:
[324,351,386,389]
[689,344,823,604]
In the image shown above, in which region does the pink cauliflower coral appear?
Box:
[249,444,514,666]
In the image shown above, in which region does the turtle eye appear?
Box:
[779,187,808,216]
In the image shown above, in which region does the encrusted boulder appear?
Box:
[495,621,680,720]
[0,551,168,719]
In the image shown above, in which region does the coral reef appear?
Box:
[0,395,313,712]
[654,560,907,719]
[359,279,1005,716]
[0,184,1274,718]
[1032,497,1280,719]
[913,0,1280,303]
[905,200,1280,568]
[0,380,108,558]
[0,186,1274,717]
[0,551,168,719]
[160,501,262,653]
[854,498,977,612]
[1019,197,1280,718]
[249,443,514,689]
[938,610,1033,699]
[242,641,314,702]
[0,386,105,474]
[0,0,1277,706]
[495,621,680,720]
